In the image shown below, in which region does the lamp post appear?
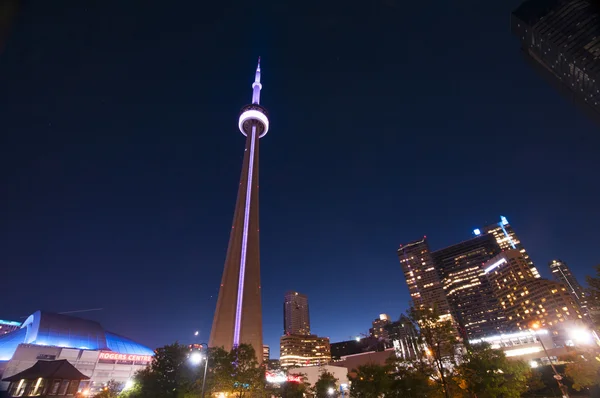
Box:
[529,325,569,398]
[189,342,209,398]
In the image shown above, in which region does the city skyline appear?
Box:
[2,0,600,360]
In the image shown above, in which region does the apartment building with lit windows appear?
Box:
[279,334,331,368]
[397,237,451,316]
[484,250,583,334]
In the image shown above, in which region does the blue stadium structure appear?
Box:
[0,311,153,361]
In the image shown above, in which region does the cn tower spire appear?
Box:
[252,57,262,105]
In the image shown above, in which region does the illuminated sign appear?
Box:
[265,371,302,384]
[473,229,481,236]
[98,351,153,363]
[500,216,508,226]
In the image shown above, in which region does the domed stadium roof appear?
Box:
[0,311,153,361]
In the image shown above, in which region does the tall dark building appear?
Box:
[398,237,451,316]
[549,260,590,316]
[432,234,506,339]
[209,59,269,357]
[283,291,310,335]
[511,0,600,125]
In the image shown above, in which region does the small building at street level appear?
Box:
[0,311,154,395]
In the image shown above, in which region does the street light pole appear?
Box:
[532,331,569,398]
[192,342,210,398]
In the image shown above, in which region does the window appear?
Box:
[9,380,28,397]
[58,380,70,395]
[67,381,80,396]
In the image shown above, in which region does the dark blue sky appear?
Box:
[1,0,598,358]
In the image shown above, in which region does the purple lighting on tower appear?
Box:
[233,123,257,346]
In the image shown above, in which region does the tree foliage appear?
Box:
[92,380,122,398]
[563,349,600,391]
[455,343,530,398]
[406,306,460,398]
[121,343,199,398]
[208,344,264,398]
[348,364,392,398]
[313,370,339,398]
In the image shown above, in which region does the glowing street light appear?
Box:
[189,343,210,398]
[189,351,203,365]
[568,327,594,345]
[328,387,335,395]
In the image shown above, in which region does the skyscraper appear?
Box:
[433,234,506,339]
[209,59,269,357]
[480,216,540,279]
[283,291,310,335]
[549,260,590,314]
[397,237,451,316]
[484,250,583,332]
[511,0,600,125]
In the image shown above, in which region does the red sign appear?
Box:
[99,351,153,363]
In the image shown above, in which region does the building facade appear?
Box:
[511,0,600,125]
[369,314,390,340]
[484,250,584,335]
[283,291,310,335]
[397,238,451,316]
[209,59,270,357]
[0,321,21,336]
[549,259,590,315]
[0,311,153,395]
[433,234,506,339]
[385,315,420,361]
[262,345,270,362]
[279,335,331,368]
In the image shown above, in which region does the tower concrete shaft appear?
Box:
[209,58,268,360]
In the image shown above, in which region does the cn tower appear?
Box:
[209,58,268,358]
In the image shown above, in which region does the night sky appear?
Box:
[1,0,599,358]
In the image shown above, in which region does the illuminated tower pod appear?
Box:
[209,58,269,357]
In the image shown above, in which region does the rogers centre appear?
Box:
[0,311,154,394]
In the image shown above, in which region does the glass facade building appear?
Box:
[512,0,600,125]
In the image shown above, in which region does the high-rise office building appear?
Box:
[283,291,310,335]
[279,334,331,368]
[398,237,451,316]
[209,59,270,357]
[433,234,506,339]
[480,216,540,279]
[369,314,390,340]
[511,0,600,125]
[549,259,591,315]
[263,345,270,362]
[484,250,583,332]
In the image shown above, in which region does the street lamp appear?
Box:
[529,325,569,398]
[189,342,210,398]
[327,387,335,395]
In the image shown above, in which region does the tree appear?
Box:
[313,370,339,398]
[586,264,600,327]
[388,360,441,398]
[92,380,122,398]
[280,376,310,398]
[208,344,265,398]
[563,349,600,391]
[348,364,392,398]
[121,343,201,398]
[455,342,530,398]
[406,306,460,398]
